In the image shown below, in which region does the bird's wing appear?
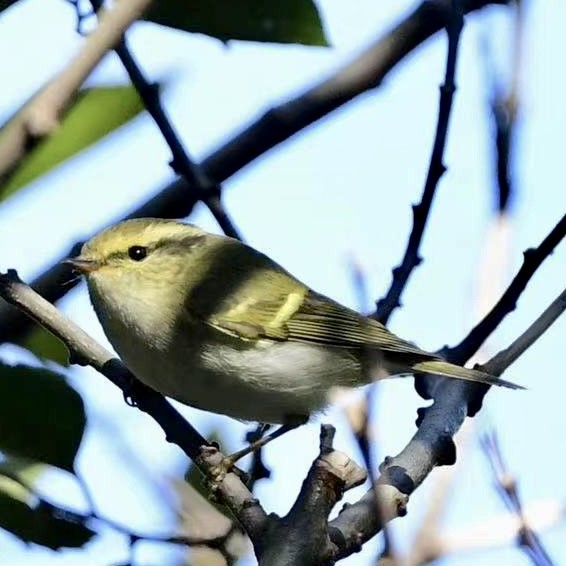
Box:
[281,290,430,356]
[183,237,432,357]
[197,278,428,358]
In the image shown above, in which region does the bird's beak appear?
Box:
[64,256,101,273]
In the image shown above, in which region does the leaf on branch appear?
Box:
[18,325,70,367]
[0,474,94,549]
[144,0,329,46]
[0,363,86,471]
[0,85,146,201]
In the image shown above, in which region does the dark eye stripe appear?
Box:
[105,234,204,263]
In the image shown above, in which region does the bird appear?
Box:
[68,218,520,425]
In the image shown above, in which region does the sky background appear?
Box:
[0,0,565,564]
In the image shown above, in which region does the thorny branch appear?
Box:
[375,0,464,325]
[0,0,510,347]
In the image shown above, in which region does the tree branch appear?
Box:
[0,0,508,347]
[0,0,155,186]
[188,0,510,186]
[257,425,366,565]
[483,0,524,213]
[0,270,267,545]
[86,0,241,239]
[441,499,565,556]
[486,287,566,373]
[0,466,241,555]
[481,429,556,566]
[375,0,464,324]
[447,212,566,364]
[327,284,566,560]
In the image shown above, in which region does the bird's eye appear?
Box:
[128,246,148,261]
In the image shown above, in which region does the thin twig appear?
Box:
[482,287,566,376]
[345,255,397,562]
[448,212,566,364]
[0,0,155,186]
[0,0,507,347]
[328,283,566,559]
[84,0,241,239]
[481,429,555,566]
[0,466,240,552]
[245,424,272,491]
[441,499,565,555]
[483,0,524,212]
[375,0,465,325]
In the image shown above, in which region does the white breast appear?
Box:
[88,276,364,423]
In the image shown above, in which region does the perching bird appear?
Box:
[68,218,520,424]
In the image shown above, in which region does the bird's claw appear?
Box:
[200,445,250,497]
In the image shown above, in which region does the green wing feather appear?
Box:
[185,237,521,390]
[186,236,429,356]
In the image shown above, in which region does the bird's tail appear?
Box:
[410,360,524,390]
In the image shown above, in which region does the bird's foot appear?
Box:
[227,415,308,465]
[199,445,250,496]
[201,416,307,495]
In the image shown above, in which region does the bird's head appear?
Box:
[66,218,210,313]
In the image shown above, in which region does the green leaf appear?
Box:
[145,0,329,46]
[0,85,146,201]
[0,489,94,549]
[0,458,94,549]
[0,364,85,471]
[18,325,70,367]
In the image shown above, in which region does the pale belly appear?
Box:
[117,333,363,424]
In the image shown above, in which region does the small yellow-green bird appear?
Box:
[68,218,520,424]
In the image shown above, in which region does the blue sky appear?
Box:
[0,0,565,564]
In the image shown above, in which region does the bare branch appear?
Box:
[86,0,241,239]
[0,0,509,347]
[485,287,566,374]
[483,0,524,213]
[481,429,556,565]
[448,212,566,364]
[441,499,566,555]
[328,283,566,560]
[193,0,509,186]
[0,0,155,185]
[375,0,464,324]
[0,466,240,552]
[0,270,267,545]
[257,425,366,565]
